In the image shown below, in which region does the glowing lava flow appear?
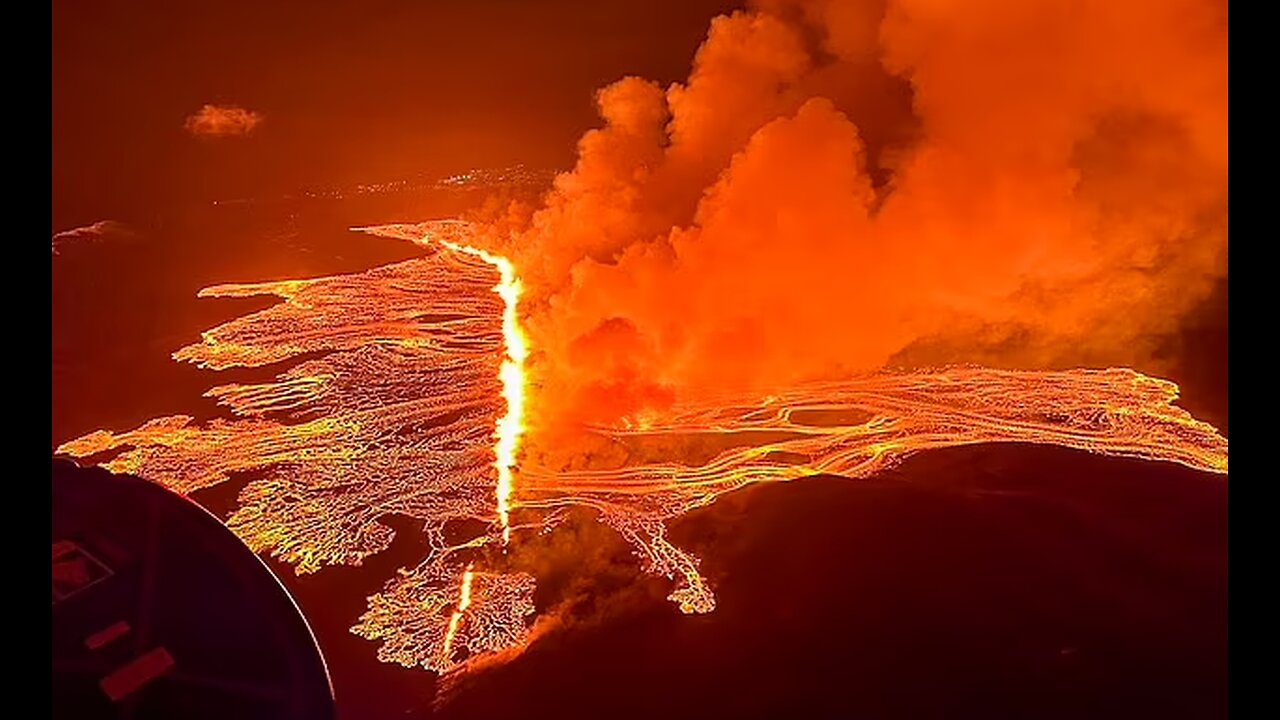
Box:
[56,220,1228,674]
[516,366,1229,614]
[439,240,527,545]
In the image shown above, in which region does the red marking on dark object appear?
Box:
[53,556,90,587]
[100,647,174,702]
[51,540,76,559]
[52,540,114,602]
[85,621,131,650]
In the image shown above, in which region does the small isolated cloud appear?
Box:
[52,220,129,255]
[184,104,263,138]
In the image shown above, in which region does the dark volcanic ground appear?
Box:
[277,444,1225,720]
[52,201,1227,720]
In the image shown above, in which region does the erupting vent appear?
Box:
[58,221,1227,673]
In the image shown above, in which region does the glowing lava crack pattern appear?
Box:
[57,220,1228,673]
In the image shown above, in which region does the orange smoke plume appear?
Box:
[493,0,1227,437]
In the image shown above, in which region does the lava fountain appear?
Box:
[439,239,528,546]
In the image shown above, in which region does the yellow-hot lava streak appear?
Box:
[440,563,475,662]
[55,220,1228,674]
[440,240,527,545]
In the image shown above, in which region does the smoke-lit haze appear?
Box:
[470,0,1228,439]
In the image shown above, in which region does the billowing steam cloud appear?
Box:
[484,0,1227,437]
[184,104,263,138]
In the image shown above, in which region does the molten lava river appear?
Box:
[57,221,1229,674]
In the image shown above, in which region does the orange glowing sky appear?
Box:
[52,0,740,230]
